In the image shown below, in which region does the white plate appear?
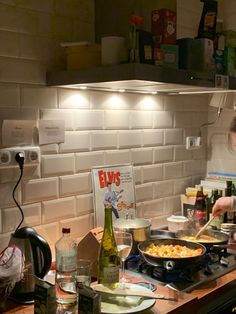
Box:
[93,283,156,314]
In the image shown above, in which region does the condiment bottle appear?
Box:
[194,185,207,230]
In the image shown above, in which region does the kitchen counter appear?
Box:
[3,269,236,314]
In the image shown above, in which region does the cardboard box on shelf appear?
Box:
[151,9,176,45]
[62,42,101,70]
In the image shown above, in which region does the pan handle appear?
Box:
[164,260,175,270]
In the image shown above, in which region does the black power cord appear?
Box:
[12,152,25,232]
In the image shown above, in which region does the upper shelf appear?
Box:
[46,63,236,94]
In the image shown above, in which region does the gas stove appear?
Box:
[125,248,236,293]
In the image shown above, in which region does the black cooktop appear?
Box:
[125,249,236,292]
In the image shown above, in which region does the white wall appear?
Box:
[0,0,222,258]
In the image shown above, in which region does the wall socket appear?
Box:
[186,136,201,150]
[0,146,40,167]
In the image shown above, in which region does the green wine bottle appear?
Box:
[97,205,120,288]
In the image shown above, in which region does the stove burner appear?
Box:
[126,248,236,292]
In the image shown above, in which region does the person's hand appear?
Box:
[120,189,124,193]
[211,196,233,217]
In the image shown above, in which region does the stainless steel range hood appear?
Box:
[46,63,236,95]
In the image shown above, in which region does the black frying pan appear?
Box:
[176,229,229,251]
[138,238,206,270]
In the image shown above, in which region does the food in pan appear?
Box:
[145,243,203,258]
[180,234,222,243]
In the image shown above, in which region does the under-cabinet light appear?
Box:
[79,86,87,90]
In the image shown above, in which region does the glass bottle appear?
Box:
[224,181,233,223]
[194,185,207,230]
[208,189,222,229]
[97,204,120,288]
[55,228,77,304]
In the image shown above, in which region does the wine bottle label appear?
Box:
[103,266,119,283]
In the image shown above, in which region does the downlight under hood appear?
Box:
[46,63,236,95]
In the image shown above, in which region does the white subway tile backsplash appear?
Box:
[91,131,117,150]
[183,160,204,176]
[119,130,142,148]
[174,178,192,195]
[90,91,133,110]
[75,152,104,172]
[0,182,21,208]
[142,165,163,183]
[21,86,57,108]
[2,203,41,233]
[74,110,104,130]
[142,199,164,218]
[153,111,173,128]
[154,147,173,163]
[174,146,192,161]
[141,95,164,111]
[142,130,163,147]
[40,144,59,154]
[131,148,153,165]
[41,154,75,177]
[175,112,201,128]
[0,57,45,84]
[22,177,58,204]
[164,129,183,145]
[58,88,90,109]
[42,197,76,224]
[76,193,94,215]
[153,181,174,199]
[135,183,153,202]
[164,162,183,179]
[130,111,153,129]
[0,232,11,254]
[40,109,74,130]
[133,166,142,184]
[0,83,20,107]
[60,173,91,197]
[0,165,40,184]
[164,196,181,215]
[105,110,130,129]
[105,150,131,165]
[59,131,90,153]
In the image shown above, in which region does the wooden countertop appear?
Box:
[3,270,236,314]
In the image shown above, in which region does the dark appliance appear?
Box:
[9,227,52,304]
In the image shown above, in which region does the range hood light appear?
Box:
[151,91,157,95]
[118,89,125,93]
[79,86,87,90]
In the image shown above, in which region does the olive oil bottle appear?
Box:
[97,204,120,288]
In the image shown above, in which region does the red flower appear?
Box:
[129,15,144,27]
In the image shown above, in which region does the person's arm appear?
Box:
[212,196,234,216]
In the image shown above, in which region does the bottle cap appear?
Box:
[62,227,70,233]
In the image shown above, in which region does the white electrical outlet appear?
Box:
[0,146,40,167]
[186,136,202,150]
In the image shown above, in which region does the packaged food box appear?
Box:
[224,47,236,76]
[215,49,225,74]
[160,44,179,69]
[151,9,176,45]
[34,279,56,314]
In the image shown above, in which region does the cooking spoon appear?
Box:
[195,215,215,239]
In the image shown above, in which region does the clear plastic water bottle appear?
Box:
[55,228,77,304]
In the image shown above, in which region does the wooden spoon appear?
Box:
[195,215,215,239]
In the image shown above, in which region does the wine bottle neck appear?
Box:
[104,206,114,233]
